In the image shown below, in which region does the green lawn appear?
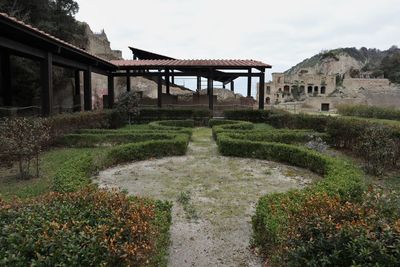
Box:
[253,123,275,130]
[0,148,107,200]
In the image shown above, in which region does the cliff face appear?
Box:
[285,47,400,81]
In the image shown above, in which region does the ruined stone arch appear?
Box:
[307,86,313,94]
[320,86,326,94]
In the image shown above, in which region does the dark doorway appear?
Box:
[321,103,330,111]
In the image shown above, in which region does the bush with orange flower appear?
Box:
[0,187,172,266]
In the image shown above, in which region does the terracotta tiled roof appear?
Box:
[111,59,272,68]
[0,12,114,66]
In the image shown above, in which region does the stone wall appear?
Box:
[342,78,390,90]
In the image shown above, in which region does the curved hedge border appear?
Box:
[58,133,180,148]
[106,134,190,166]
[149,119,195,129]
[213,121,365,258]
[54,123,192,192]
[50,121,191,266]
[218,130,328,144]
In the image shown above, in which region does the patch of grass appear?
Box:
[264,169,273,176]
[177,190,199,220]
[0,148,106,200]
[253,123,274,130]
[384,176,400,191]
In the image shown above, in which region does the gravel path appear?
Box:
[94,128,320,267]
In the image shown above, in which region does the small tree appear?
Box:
[0,117,50,179]
[115,91,140,124]
[355,125,397,175]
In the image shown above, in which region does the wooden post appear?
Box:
[231,80,235,92]
[165,69,170,95]
[222,83,226,89]
[40,52,53,116]
[259,70,265,110]
[126,70,131,92]
[197,76,201,92]
[84,66,92,111]
[108,75,114,109]
[157,70,162,108]
[73,70,81,111]
[0,50,12,106]
[247,69,252,97]
[208,72,213,110]
[171,70,175,84]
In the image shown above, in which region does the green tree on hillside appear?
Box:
[381,51,400,84]
[0,0,87,47]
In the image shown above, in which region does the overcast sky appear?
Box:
[75,0,400,94]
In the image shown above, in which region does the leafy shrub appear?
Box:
[278,191,400,266]
[224,109,270,122]
[46,110,124,141]
[337,104,400,121]
[115,91,140,124]
[355,125,398,175]
[0,117,50,179]
[0,187,172,267]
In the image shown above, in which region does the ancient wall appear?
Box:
[342,78,390,90]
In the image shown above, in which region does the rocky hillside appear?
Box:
[285,46,400,84]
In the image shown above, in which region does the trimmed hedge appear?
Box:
[219,130,328,144]
[47,109,124,139]
[214,121,368,265]
[337,104,400,121]
[327,116,400,149]
[209,120,254,139]
[106,134,190,166]
[149,119,195,129]
[53,153,96,193]
[135,108,211,125]
[224,109,270,122]
[268,112,329,132]
[58,133,178,148]
[0,187,172,267]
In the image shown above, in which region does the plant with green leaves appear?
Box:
[355,125,397,175]
[115,91,141,124]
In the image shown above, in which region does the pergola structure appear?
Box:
[0,13,116,116]
[129,46,243,90]
[0,12,272,115]
[111,59,271,110]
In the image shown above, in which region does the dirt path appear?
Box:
[94,128,320,267]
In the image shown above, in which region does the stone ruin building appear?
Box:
[257,69,395,113]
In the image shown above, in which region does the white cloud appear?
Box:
[75,0,400,94]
